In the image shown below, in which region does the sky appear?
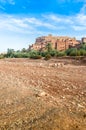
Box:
[0,0,86,52]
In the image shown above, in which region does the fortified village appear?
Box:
[29,34,86,51]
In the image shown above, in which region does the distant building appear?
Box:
[29,35,80,51]
[82,37,86,43]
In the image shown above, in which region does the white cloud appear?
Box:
[80,4,86,14]
[44,14,73,24]
[0,15,34,34]
[24,17,57,29]
[0,14,61,35]
[1,8,86,34]
[1,0,86,52]
[1,5,86,52]
[0,12,86,36]
[72,25,86,31]
[75,14,86,26]
[43,6,86,32]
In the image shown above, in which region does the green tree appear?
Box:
[46,43,52,53]
[81,43,86,50]
[6,49,15,58]
[21,48,27,52]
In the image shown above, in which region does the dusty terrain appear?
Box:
[0,58,86,130]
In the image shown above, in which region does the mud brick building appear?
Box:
[82,37,86,43]
[29,34,80,51]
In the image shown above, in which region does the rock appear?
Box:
[35,91,47,98]
[48,63,64,67]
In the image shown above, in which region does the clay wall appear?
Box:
[29,35,80,51]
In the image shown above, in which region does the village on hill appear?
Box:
[0,34,86,60]
[29,34,86,51]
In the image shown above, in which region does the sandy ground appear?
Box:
[0,58,86,130]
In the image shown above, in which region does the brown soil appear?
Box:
[0,58,86,130]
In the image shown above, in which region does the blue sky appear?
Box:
[0,0,86,52]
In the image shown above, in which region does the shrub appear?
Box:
[66,48,73,55]
[13,52,30,58]
[39,51,47,57]
[66,48,77,56]
[76,50,80,56]
[56,51,66,57]
[30,55,42,59]
[66,47,86,56]
[29,50,39,57]
[81,43,86,50]
[50,50,58,57]
[84,51,86,56]
[44,54,51,60]
[21,53,30,58]
[13,53,22,58]
[79,49,86,56]
[69,51,77,56]
[0,54,5,59]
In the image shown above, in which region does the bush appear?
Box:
[44,54,51,60]
[21,53,30,58]
[69,51,77,56]
[50,50,58,57]
[79,49,86,56]
[81,43,86,50]
[56,51,66,57]
[39,51,47,57]
[76,50,80,56]
[13,52,30,58]
[13,53,22,58]
[30,55,42,59]
[84,51,86,56]
[66,48,73,55]
[0,54,5,59]
[66,48,77,56]
[29,50,39,57]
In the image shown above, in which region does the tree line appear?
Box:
[0,42,86,60]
